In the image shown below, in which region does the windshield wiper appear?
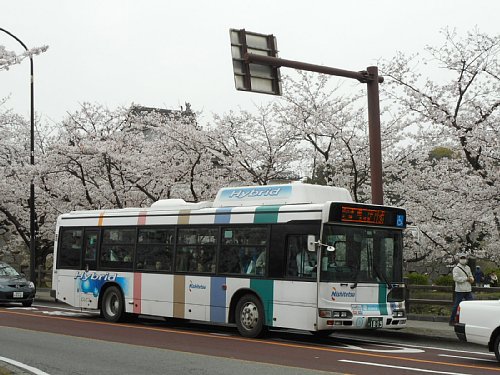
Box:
[373,265,392,290]
[350,266,360,289]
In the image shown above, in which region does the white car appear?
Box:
[455,299,500,361]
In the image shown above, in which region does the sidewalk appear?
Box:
[399,319,456,341]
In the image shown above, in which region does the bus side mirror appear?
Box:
[307,235,317,252]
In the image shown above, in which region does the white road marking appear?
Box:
[0,355,51,375]
[438,353,498,363]
[6,307,38,310]
[339,359,472,374]
[40,310,94,317]
[333,334,494,356]
[342,343,424,353]
[33,303,94,313]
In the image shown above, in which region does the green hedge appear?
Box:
[434,274,454,286]
[405,273,429,285]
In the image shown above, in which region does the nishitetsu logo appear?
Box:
[188,281,207,292]
[331,287,356,301]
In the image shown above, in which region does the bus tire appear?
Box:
[101,286,125,323]
[235,294,266,338]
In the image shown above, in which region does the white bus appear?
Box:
[52,183,407,337]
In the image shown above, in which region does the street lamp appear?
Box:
[0,27,37,284]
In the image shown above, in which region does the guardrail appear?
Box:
[405,284,500,312]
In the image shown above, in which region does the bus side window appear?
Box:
[286,235,316,278]
[136,228,174,272]
[218,227,268,276]
[58,228,83,269]
[100,228,134,270]
[176,228,217,273]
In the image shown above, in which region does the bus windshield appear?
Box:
[320,224,403,283]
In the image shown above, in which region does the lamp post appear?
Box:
[0,27,37,284]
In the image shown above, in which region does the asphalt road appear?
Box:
[0,303,498,375]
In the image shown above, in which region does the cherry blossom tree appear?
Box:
[382,28,500,262]
[0,44,48,71]
[1,28,498,272]
[206,104,300,186]
[0,108,31,243]
[28,103,227,260]
[274,72,406,203]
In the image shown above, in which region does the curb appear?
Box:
[0,361,36,375]
[407,314,449,323]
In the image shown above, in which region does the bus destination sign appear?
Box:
[329,203,406,228]
[341,206,385,225]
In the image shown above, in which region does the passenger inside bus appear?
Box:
[297,250,317,277]
[288,235,317,278]
[240,248,254,274]
[255,250,266,275]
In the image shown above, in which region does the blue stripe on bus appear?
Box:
[210,276,227,323]
[214,207,232,224]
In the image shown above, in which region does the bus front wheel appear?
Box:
[235,294,266,338]
[101,286,125,323]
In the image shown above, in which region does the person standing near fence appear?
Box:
[474,266,484,287]
[449,253,474,326]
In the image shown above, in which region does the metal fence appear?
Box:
[405,284,500,312]
[21,265,52,288]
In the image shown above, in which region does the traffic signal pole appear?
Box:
[244,53,384,205]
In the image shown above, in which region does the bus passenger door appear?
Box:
[77,229,100,309]
[83,229,99,271]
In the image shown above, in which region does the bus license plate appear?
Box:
[13,292,24,298]
[367,317,383,328]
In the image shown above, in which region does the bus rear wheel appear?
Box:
[235,294,266,338]
[101,286,124,323]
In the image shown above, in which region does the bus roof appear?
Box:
[64,183,352,217]
[212,183,352,207]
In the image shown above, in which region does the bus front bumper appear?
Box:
[317,316,407,330]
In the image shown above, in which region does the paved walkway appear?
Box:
[0,290,458,374]
[394,319,456,341]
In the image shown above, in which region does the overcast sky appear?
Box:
[1,0,499,126]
